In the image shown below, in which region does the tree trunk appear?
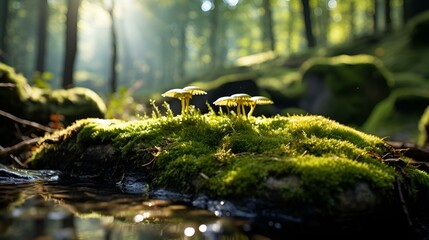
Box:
[62,0,81,89]
[107,0,117,94]
[373,0,379,34]
[384,0,392,33]
[209,0,220,68]
[301,0,316,48]
[262,0,275,51]
[178,5,189,81]
[0,0,8,63]
[35,0,48,73]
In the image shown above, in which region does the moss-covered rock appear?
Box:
[362,89,429,143]
[28,113,429,223]
[299,55,392,126]
[0,63,106,146]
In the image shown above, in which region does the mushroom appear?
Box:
[182,86,207,112]
[161,86,207,115]
[247,96,274,118]
[213,96,237,115]
[161,88,192,115]
[230,93,251,117]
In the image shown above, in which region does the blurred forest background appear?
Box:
[1,0,424,95]
[0,0,429,134]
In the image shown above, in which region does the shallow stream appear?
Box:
[0,164,293,240]
[0,181,276,239]
[1,164,428,240]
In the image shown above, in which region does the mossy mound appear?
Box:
[0,63,106,146]
[299,54,392,126]
[362,89,429,143]
[28,113,429,221]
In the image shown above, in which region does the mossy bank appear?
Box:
[28,113,429,222]
[0,63,106,147]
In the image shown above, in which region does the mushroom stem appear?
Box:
[181,98,186,115]
[184,97,191,114]
[247,103,256,118]
[247,96,274,118]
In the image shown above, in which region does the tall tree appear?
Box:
[373,0,379,34]
[35,0,48,73]
[177,1,190,81]
[261,0,275,52]
[209,0,221,69]
[62,0,81,89]
[301,0,316,48]
[384,0,392,33]
[105,0,118,94]
[0,0,8,63]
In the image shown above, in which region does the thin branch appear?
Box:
[388,140,429,163]
[0,109,55,133]
[0,83,16,88]
[0,137,40,158]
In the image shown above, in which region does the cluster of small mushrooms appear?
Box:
[162,86,273,118]
[213,93,273,118]
[161,86,207,115]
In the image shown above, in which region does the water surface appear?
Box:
[0,181,286,240]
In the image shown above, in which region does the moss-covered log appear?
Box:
[28,113,429,225]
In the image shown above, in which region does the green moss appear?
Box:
[28,114,429,214]
[25,87,106,125]
[0,63,28,116]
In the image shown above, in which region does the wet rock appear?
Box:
[0,164,59,183]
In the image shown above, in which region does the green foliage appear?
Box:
[105,86,145,120]
[32,71,53,89]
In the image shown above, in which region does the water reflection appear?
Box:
[2,180,428,239]
[0,182,259,240]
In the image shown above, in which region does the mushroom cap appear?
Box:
[161,89,191,98]
[230,93,252,105]
[230,93,251,100]
[250,96,274,105]
[213,96,237,106]
[182,86,207,95]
